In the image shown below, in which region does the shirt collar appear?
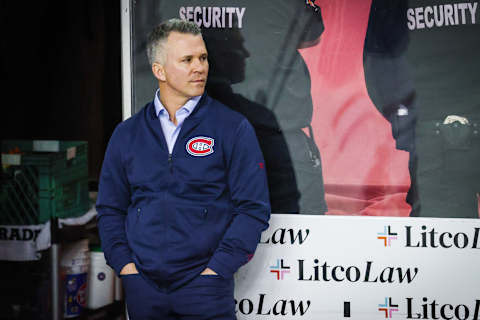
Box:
[154,89,201,118]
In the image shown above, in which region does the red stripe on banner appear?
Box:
[477,193,480,218]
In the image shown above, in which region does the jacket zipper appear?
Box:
[136,208,141,225]
[168,153,173,173]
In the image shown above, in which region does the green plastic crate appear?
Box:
[1,140,89,225]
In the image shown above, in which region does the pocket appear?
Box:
[126,203,166,266]
[120,272,140,278]
[120,273,142,294]
[196,273,231,286]
[168,206,210,260]
[192,273,234,293]
[168,205,228,262]
[178,205,208,226]
[132,203,165,231]
[199,274,221,279]
[127,206,142,227]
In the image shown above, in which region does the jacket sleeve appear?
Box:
[207,118,271,278]
[96,124,133,275]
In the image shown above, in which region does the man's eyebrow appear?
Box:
[180,53,208,59]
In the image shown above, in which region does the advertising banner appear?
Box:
[128,0,480,219]
[234,214,480,319]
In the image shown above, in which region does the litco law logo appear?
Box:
[378,226,398,247]
[379,297,399,318]
[270,259,290,280]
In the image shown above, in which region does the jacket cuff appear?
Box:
[207,250,247,279]
[108,251,134,276]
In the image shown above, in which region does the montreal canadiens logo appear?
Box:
[186,136,214,156]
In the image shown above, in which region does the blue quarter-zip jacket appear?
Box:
[96,94,270,291]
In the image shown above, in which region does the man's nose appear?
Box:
[192,59,207,73]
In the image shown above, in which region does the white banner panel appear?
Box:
[234,214,480,320]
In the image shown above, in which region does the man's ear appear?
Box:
[152,62,166,81]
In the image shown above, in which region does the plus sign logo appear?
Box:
[378,297,399,318]
[269,259,290,280]
[377,226,398,247]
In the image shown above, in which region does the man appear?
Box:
[96,19,270,319]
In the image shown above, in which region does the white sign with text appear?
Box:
[234,214,480,320]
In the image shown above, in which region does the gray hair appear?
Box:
[146,18,202,66]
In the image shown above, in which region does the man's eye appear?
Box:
[183,58,191,62]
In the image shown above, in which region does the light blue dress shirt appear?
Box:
[154,89,201,154]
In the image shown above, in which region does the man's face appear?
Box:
[155,32,209,102]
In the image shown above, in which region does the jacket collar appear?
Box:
[148,93,209,121]
[146,93,211,152]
